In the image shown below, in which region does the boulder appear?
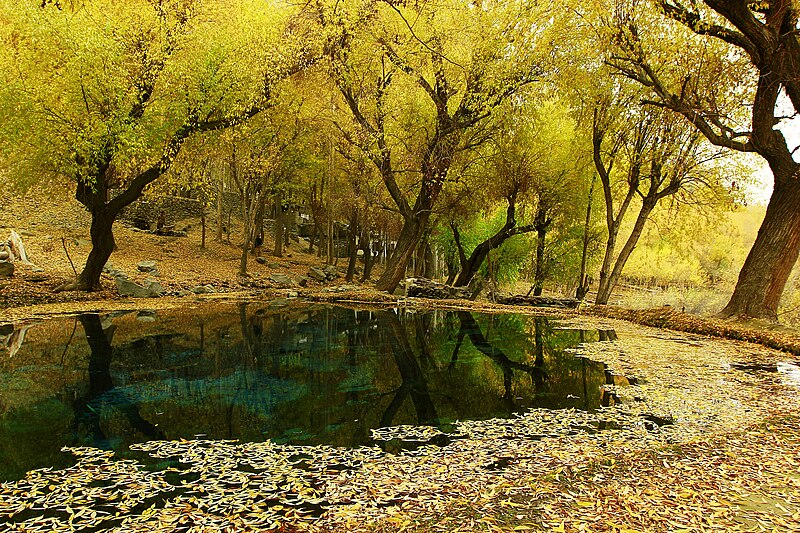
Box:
[116,277,161,298]
[307,267,327,282]
[0,261,14,278]
[269,273,295,286]
[295,276,309,287]
[255,256,267,265]
[268,262,281,269]
[176,289,194,297]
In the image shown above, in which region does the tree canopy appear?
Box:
[1,0,795,320]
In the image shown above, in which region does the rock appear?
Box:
[137,260,157,272]
[287,291,299,298]
[295,276,309,287]
[323,265,339,280]
[307,267,327,282]
[143,278,164,296]
[405,278,472,300]
[104,262,126,279]
[0,251,8,260]
[268,298,290,308]
[268,262,281,269]
[191,284,216,294]
[269,273,295,286]
[19,230,34,237]
[116,277,160,298]
[107,269,126,279]
[0,323,14,336]
[136,310,158,322]
[9,230,31,264]
[0,261,14,278]
[256,256,267,265]
[494,294,580,309]
[176,289,194,297]
[24,273,48,283]
[324,284,359,293]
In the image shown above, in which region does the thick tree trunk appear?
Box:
[720,178,800,320]
[374,215,427,292]
[76,208,117,290]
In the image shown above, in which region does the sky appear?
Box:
[748,105,800,205]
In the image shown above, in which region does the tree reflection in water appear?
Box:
[0,304,612,480]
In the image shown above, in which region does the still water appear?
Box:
[0,303,616,480]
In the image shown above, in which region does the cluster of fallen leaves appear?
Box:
[1,318,799,532]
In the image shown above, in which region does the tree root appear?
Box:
[53,280,78,293]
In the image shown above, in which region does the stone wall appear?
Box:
[116,192,243,230]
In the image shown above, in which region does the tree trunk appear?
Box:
[532,225,547,297]
[360,221,374,282]
[453,196,534,287]
[576,175,596,299]
[216,180,224,243]
[595,200,656,305]
[374,214,427,292]
[201,207,207,249]
[76,207,117,290]
[239,188,251,277]
[345,209,359,282]
[273,193,284,258]
[720,177,800,320]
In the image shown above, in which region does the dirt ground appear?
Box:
[0,188,377,320]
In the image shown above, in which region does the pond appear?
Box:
[0,303,617,481]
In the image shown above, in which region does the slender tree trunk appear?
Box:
[453,196,534,287]
[595,200,657,305]
[720,177,800,320]
[576,175,596,300]
[360,221,374,282]
[201,206,207,249]
[239,187,252,277]
[346,209,359,282]
[532,226,548,297]
[273,193,284,258]
[216,180,224,243]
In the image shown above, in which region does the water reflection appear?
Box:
[0,304,614,480]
